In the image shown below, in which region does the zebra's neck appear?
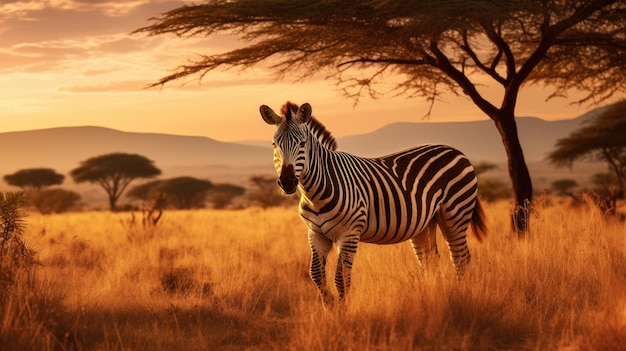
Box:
[299,131,335,199]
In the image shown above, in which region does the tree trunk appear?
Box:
[494,112,533,235]
[108,194,117,212]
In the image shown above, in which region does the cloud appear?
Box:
[0,1,46,18]
[0,94,68,113]
[0,1,187,45]
[58,80,150,93]
[0,33,143,73]
[0,0,237,77]
[0,0,185,18]
[0,0,287,108]
[81,68,116,76]
[58,77,274,93]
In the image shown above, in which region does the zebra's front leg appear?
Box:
[335,235,359,302]
[308,230,333,306]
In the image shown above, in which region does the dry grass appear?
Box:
[1,200,625,350]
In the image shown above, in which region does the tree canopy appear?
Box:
[135,0,626,233]
[136,0,625,104]
[3,168,65,191]
[548,100,626,194]
[70,153,161,211]
[551,179,579,197]
[549,101,626,163]
[29,189,81,215]
[209,183,246,209]
[126,180,163,201]
[248,175,290,208]
[152,177,213,209]
[128,177,214,209]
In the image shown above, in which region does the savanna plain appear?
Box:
[2,199,626,350]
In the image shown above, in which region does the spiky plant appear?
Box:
[0,192,35,285]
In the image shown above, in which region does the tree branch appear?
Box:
[519,0,617,84]
[337,57,428,68]
[480,21,516,82]
[460,30,507,85]
[428,41,499,118]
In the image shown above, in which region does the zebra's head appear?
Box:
[260,101,312,194]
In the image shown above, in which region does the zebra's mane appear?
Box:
[281,101,338,151]
[306,117,338,151]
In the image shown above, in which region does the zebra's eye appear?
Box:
[299,141,306,148]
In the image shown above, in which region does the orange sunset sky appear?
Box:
[1,0,623,142]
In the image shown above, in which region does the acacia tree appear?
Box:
[71,153,161,211]
[248,175,288,209]
[548,100,626,211]
[135,0,626,233]
[152,177,213,209]
[3,168,64,191]
[127,177,214,209]
[29,189,81,214]
[209,183,246,209]
[551,179,579,197]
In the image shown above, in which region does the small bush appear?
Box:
[28,188,81,214]
[478,177,511,202]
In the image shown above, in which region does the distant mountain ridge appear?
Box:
[0,126,274,186]
[337,108,603,162]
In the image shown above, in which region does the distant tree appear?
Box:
[70,153,161,211]
[473,162,498,176]
[153,177,213,209]
[129,177,214,210]
[126,181,167,226]
[127,180,164,202]
[589,172,620,213]
[478,178,511,203]
[590,173,619,196]
[551,179,579,197]
[548,100,626,210]
[248,175,288,209]
[208,183,246,209]
[3,168,64,191]
[135,0,626,234]
[29,189,81,214]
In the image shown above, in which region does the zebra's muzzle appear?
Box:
[277,164,298,194]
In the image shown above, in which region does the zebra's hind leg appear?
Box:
[436,212,472,279]
[308,230,333,306]
[409,219,439,274]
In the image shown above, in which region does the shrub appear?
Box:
[28,188,81,214]
[208,183,246,209]
[478,178,511,202]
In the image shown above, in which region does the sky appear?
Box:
[1,0,623,143]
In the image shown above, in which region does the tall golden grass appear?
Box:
[1,198,625,350]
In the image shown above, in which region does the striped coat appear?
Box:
[261,101,487,305]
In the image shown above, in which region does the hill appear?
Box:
[0,126,274,187]
[337,107,604,162]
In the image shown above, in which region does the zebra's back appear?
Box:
[357,144,478,244]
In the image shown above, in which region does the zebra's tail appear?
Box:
[470,197,488,242]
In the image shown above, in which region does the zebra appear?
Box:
[260,101,487,305]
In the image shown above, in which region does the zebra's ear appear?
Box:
[294,103,312,124]
[260,105,282,125]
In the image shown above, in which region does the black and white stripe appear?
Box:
[261,101,487,305]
